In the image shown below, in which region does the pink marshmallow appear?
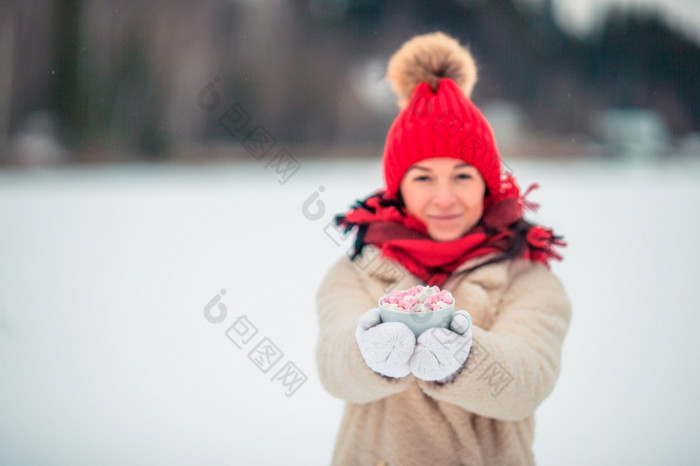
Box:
[380,285,454,313]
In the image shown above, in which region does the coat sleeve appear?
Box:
[416,260,572,421]
[315,255,414,403]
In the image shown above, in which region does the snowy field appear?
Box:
[1,155,700,465]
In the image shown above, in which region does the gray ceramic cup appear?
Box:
[378,298,472,338]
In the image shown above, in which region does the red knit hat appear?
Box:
[382,32,505,206]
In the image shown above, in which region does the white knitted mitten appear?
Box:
[410,313,473,383]
[355,308,416,378]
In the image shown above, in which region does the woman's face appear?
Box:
[399,157,486,242]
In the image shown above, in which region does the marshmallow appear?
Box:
[380,285,454,313]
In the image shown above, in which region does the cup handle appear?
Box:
[451,310,472,335]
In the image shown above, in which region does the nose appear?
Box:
[431,182,456,208]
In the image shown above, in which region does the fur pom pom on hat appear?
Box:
[382,32,507,207]
[386,31,478,108]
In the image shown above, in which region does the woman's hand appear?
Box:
[355,308,416,378]
[410,313,473,383]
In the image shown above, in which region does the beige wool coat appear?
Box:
[316,245,571,466]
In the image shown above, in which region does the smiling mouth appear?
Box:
[429,214,462,221]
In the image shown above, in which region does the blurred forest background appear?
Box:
[1,0,699,165]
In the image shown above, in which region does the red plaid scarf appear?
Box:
[335,181,565,287]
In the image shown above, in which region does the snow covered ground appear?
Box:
[1,155,700,465]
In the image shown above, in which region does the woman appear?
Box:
[316,32,571,466]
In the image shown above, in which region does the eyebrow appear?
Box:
[407,162,472,172]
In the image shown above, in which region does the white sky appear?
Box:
[552,0,700,42]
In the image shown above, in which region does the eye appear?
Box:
[456,173,472,180]
[413,175,430,182]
